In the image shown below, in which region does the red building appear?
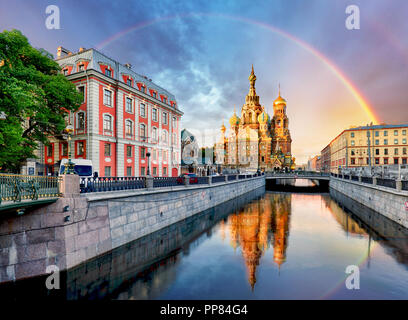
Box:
[34,46,183,177]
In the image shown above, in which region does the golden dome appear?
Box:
[274,85,286,105]
[274,95,286,106]
[229,112,240,126]
[257,110,269,124]
[221,122,226,132]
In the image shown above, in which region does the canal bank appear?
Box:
[0,175,265,283]
[3,186,408,300]
[329,176,408,229]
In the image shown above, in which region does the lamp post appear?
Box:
[63,124,75,174]
[146,151,151,176]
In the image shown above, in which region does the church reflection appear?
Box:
[227,193,292,289]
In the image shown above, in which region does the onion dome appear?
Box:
[274,85,286,106]
[221,122,226,132]
[258,109,269,124]
[229,112,240,126]
[274,95,286,106]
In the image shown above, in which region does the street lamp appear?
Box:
[63,124,75,174]
[146,151,151,176]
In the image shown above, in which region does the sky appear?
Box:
[1,0,407,164]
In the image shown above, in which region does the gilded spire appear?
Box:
[248,64,256,86]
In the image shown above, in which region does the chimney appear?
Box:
[57,46,71,58]
[124,63,132,69]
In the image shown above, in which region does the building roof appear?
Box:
[55,47,177,103]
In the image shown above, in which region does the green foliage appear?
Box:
[0,29,82,172]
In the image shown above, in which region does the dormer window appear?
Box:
[126,78,132,86]
[79,64,84,71]
[105,69,112,77]
[63,69,68,76]
[152,91,157,99]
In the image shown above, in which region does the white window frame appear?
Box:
[104,89,113,107]
[125,119,133,137]
[103,113,113,132]
[152,108,158,122]
[162,112,168,125]
[140,124,146,140]
[125,97,133,113]
[140,103,146,118]
[76,111,86,130]
[152,126,158,142]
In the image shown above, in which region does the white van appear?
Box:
[59,159,93,178]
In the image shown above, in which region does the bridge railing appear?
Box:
[0,174,61,204]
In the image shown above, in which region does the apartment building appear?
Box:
[28,46,183,177]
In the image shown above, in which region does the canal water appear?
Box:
[2,180,408,300]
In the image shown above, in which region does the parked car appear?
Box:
[176,173,198,184]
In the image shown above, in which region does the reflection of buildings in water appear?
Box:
[321,195,367,237]
[227,193,292,289]
[271,193,292,270]
[324,191,408,268]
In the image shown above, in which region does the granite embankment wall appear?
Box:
[330,177,408,229]
[0,175,265,283]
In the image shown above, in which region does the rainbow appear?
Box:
[96,12,379,124]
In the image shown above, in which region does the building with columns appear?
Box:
[216,66,295,172]
[29,46,183,177]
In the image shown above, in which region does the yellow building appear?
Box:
[216,66,295,172]
[323,124,408,173]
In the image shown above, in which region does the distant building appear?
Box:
[181,129,199,174]
[321,123,408,173]
[215,66,295,172]
[307,155,321,171]
[25,46,183,177]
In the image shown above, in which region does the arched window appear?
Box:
[125,120,133,137]
[152,127,157,142]
[162,130,168,144]
[103,114,112,131]
[140,124,146,139]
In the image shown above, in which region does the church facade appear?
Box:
[216,66,295,172]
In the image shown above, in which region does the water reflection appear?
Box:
[2,185,408,300]
[228,193,291,289]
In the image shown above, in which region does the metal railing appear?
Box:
[0,174,61,204]
[376,178,396,189]
[212,175,226,183]
[153,177,180,188]
[80,176,146,193]
[79,172,264,193]
[332,172,408,191]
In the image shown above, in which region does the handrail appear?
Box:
[0,174,61,204]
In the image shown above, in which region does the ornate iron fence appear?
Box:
[0,174,61,204]
[402,181,408,191]
[361,177,373,184]
[376,178,396,189]
[153,177,180,188]
[80,176,146,193]
[212,175,226,183]
[227,175,237,181]
[197,177,209,185]
[351,176,359,181]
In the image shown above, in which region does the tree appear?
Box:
[0,29,82,172]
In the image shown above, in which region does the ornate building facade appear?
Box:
[216,66,295,172]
